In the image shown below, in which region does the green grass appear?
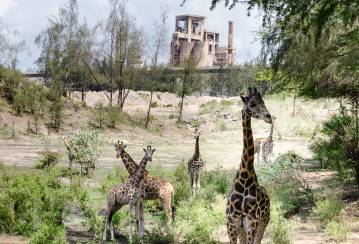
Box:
[325,220,349,242]
[310,198,343,226]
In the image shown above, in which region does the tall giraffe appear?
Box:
[187,128,204,196]
[114,141,175,225]
[226,87,272,244]
[103,146,155,242]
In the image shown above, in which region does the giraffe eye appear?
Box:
[249,103,256,107]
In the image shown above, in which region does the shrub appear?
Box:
[199,169,232,202]
[325,220,349,242]
[257,152,313,216]
[310,198,343,226]
[310,114,359,184]
[12,82,47,115]
[0,169,74,242]
[145,227,175,244]
[105,106,121,128]
[170,163,190,205]
[90,101,106,129]
[47,81,64,132]
[35,150,60,169]
[215,119,227,131]
[268,200,291,244]
[174,196,224,244]
[66,130,104,175]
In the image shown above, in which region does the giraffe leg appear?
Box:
[160,195,172,226]
[189,172,194,196]
[196,172,201,189]
[226,215,239,244]
[238,227,247,244]
[139,200,145,238]
[245,216,258,244]
[102,215,108,241]
[254,218,269,244]
[129,203,134,243]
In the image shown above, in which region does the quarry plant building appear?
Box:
[170,15,235,67]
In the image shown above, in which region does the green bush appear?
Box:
[0,169,74,242]
[310,114,359,183]
[310,198,343,226]
[199,169,232,202]
[105,106,121,128]
[257,152,313,216]
[35,150,60,169]
[174,196,224,244]
[90,101,106,129]
[268,200,291,244]
[0,67,23,101]
[325,220,349,242]
[67,130,105,175]
[47,81,64,132]
[145,227,175,244]
[170,163,190,205]
[12,82,47,115]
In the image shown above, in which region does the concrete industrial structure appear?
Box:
[170,15,235,67]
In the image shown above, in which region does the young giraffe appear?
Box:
[114,141,175,225]
[188,128,204,196]
[261,116,276,162]
[103,146,155,242]
[226,87,272,244]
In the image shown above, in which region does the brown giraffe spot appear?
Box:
[245,177,254,187]
[243,154,248,162]
[234,182,244,192]
[249,185,256,196]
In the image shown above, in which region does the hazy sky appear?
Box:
[0,0,262,71]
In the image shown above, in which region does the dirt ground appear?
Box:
[1,91,358,243]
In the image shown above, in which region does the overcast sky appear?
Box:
[0,0,262,71]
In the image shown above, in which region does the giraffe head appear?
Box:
[114,140,127,158]
[143,145,156,162]
[240,87,272,123]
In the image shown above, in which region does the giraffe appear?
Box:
[261,116,276,162]
[114,141,175,225]
[103,145,155,242]
[187,127,204,196]
[254,138,266,164]
[226,87,272,244]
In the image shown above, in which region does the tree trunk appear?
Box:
[292,87,297,117]
[145,90,153,129]
[178,79,185,122]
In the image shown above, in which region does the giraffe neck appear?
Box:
[268,120,274,140]
[193,135,200,159]
[130,154,150,187]
[238,109,257,178]
[120,150,139,175]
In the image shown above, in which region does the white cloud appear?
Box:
[0,0,16,17]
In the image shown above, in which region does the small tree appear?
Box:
[66,130,104,176]
[178,55,202,122]
[47,81,64,132]
[145,6,169,128]
[90,101,106,129]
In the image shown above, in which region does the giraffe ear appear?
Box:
[152,149,156,153]
[240,95,248,104]
[143,148,146,153]
[123,145,127,149]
